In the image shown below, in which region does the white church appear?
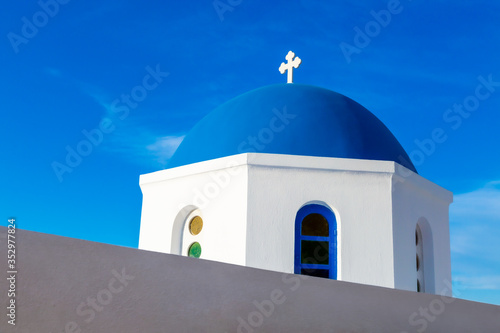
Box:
[138,51,452,296]
[4,52,499,332]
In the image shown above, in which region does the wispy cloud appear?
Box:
[65,67,186,169]
[450,181,500,256]
[450,182,500,301]
[454,275,500,291]
[450,181,500,298]
[452,182,500,220]
[97,121,185,169]
[146,135,185,166]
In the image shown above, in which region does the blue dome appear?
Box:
[168,84,416,173]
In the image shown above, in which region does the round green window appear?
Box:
[188,242,202,258]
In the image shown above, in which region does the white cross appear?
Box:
[279,51,301,83]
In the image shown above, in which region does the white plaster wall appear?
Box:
[392,168,453,295]
[138,153,452,293]
[138,155,249,266]
[245,154,396,288]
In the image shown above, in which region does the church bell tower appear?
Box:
[138,52,453,295]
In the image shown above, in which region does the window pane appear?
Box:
[301,268,329,278]
[301,240,329,265]
[188,242,202,258]
[302,213,329,236]
[189,216,203,235]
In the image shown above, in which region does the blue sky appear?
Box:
[2,1,500,305]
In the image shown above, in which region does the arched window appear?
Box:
[416,224,425,292]
[294,204,337,279]
[175,208,204,259]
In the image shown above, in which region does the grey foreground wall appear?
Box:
[0,227,499,333]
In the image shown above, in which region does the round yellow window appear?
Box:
[189,216,203,235]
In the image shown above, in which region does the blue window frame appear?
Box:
[294,204,337,279]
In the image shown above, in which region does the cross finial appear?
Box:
[279,50,301,84]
